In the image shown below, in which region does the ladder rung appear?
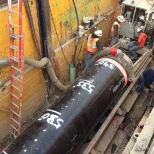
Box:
[12,85,20,91]
[10,10,19,15]
[11,23,20,28]
[11,34,19,39]
[11,110,19,116]
[11,132,17,138]
[11,66,20,72]
[11,56,18,62]
[11,117,18,124]
[12,102,19,108]
[11,93,19,99]
[11,125,18,132]
[10,45,19,51]
[11,75,20,81]
[1,150,8,154]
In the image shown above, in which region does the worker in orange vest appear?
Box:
[110,15,125,47]
[128,28,148,59]
[85,30,103,71]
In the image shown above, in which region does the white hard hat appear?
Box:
[137,28,142,33]
[139,15,145,20]
[94,30,102,36]
[152,13,154,19]
[117,15,125,22]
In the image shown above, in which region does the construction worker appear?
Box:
[136,69,154,93]
[85,30,103,71]
[128,28,148,59]
[110,15,125,47]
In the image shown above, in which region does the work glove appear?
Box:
[134,41,139,45]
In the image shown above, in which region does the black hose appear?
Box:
[23,0,42,59]
[25,0,51,101]
[75,44,82,64]
[72,0,79,27]
[49,7,69,67]
[72,0,80,65]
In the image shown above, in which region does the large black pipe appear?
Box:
[2,57,129,154]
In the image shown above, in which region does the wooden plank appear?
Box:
[122,111,149,154]
[130,108,154,154]
[104,129,126,154]
[121,89,138,113]
[95,115,124,154]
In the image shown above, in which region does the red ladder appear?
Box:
[8,0,24,138]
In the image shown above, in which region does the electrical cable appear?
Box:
[49,7,70,67]
[24,0,51,103]
[72,0,80,65]
[75,44,82,64]
[23,0,42,59]
[72,0,79,27]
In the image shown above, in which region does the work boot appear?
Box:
[131,56,138,60]
[136,87,142,95]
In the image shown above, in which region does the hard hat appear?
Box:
[117,15,125,22]
[139,15,145,20]
[137,28,142,33]
[94,30,102,36]
[152,13,154,19]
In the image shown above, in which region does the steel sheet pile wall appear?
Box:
[2,57,127,154]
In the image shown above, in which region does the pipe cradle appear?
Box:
[2,57,129,154]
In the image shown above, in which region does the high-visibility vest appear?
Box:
[138,33,147,48]
[86,34,99,53]
[111,21,120,35]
